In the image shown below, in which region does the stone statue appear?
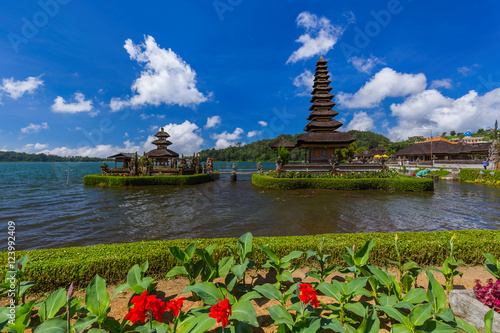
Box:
[142,152,151,176]
[130,152,138,176]
[257,161,263,175]
[100,162,108,175]
[488,139,499,170]
[231,163,237,181]
[276,156,282,174]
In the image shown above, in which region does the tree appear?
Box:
[450,130,456,136]
[441,132,447,137]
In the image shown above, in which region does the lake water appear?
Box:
[1,162,499,250]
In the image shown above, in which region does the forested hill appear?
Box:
[198,130,411,162]
[0,151,105,162]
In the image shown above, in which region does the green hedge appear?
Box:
[252,174,434,191]
[460,168,500,185]
[83,174,213,186]
[3,230,499,292]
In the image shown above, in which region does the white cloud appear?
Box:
[1,75,44,99]
[258,121,268,127]
[345,111,375,131]
[247,130,261,138]
[21,122,49,135]
[388,88,500,140]
[39,140,141,158]
[23,143,49,151]
[211,128,244,149]
[430,79,452,90]
[292,69,314,96]
[204,115,221,129]
[348,55,385,74]
[287,12,344,64]
[457,64,479,76]
[139,113,166,120]
[337,68,427,108]
[110,35,210,111]
[162,121,204,155]
[51,93,94,114]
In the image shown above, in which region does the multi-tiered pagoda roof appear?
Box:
[296,57,356,148]
[146,128,179,158]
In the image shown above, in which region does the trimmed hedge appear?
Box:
[3,230,499,292]
[460,168,500,185]
[252,174,434,191]
[83,174,213,186]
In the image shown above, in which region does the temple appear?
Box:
[294,57,356,163]
[146,127,179,167]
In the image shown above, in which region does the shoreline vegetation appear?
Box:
[3,230,498,293]
[83,174,216,187]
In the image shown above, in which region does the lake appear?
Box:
[1,162,499,250]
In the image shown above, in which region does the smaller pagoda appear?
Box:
[146,127,179,167]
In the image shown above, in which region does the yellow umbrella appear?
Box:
[382,154,389,158]
[374,154,382,158]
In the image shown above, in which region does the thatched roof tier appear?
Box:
[317,57,328,64]
[151,139,173,146]
[296,132,356,145]
[270,138,295,150]
[308,101,336,111]
[307,110,339,120]
[310,94,334,103]
[314,70,329,76]
[146,148,179,158]
[154,128,170,138]
[311,86,333,95]
[108,152,134,159]
[395,141,491,156]
[313,80,331,87]
[304,120,343,132]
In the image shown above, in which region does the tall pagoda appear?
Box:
[295,57,356,163]
[146,127,179,166]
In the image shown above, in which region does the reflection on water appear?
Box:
[1,162,499,250]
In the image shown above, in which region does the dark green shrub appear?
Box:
[83,174,212,186]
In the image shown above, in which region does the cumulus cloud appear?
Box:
[161,121,204,155]
[23,143,49,151]
[39,140,142,158]
[337,68,427,108]
[51,93,94,114]
[258,121,268,127]
[348,55,385,74]
[21,122,49,135]
[247,130,261,138]
[292,69,314,96]
[388,88,500,140]
[287,12,344,64]
[140,113,166,120]
[457,64,479,77]
[0,75,44,100]
[430,79,452,90]
[204,115,221,129]
[110,35,210,111]
[210,128,244,149]
[345,111,375,131]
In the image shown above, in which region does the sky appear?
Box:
[1,0,500,157]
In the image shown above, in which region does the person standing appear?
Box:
[483,160,488,170]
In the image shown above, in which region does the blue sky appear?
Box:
[1,0,499,157]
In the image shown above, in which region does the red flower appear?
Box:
[209,297,232,327]
[125,291,167,324]
[166,297,186,317]
[299,283,319,309]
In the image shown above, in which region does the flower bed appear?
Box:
[460,168,500,186]
[1,233,498,332]
[252,173,434,191]
[83,174,213,187]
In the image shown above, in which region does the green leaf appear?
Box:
[87,329,108,333]
[409,303,432,326]
[416,319,456,333]
[166,265,189,278]
[378,306,410,326]
[435,307,454,322]
[392,324,413,333]
[73,315,98,333]
[402,260,419,271]
[346,277,369,295]
[353,238,374,266]
[34,318,67,333]
[237,232,253,259]
[426,269,447,312]
[231,258,250,280]
[183,282,224,305]
[277,270,293,283]
[484,308,494,333]
[317,281,342,301]
[254,284,284,303]
[18,281,37,296]
[185,242,197,259]
[111,283,130,300]
[229,300,258,327]
[402,288,427,304]
[258,245,279,264]
[126,265,142,286]
[168,246,188,263]
[85,275,110,319]
[218,256,234,277]
[379,294,397,307]
[345,302,367,317]
[239,291,261,303]
[177,313,216,333]
[140,260,149,273]
[268,305,294,326]
[5,301,35,333]
[281,251,304,263]
[357,309,379,333]
[38,288,66,323]
[368,266,391,287]
[454,318,479,333]
[320,318,345,333]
